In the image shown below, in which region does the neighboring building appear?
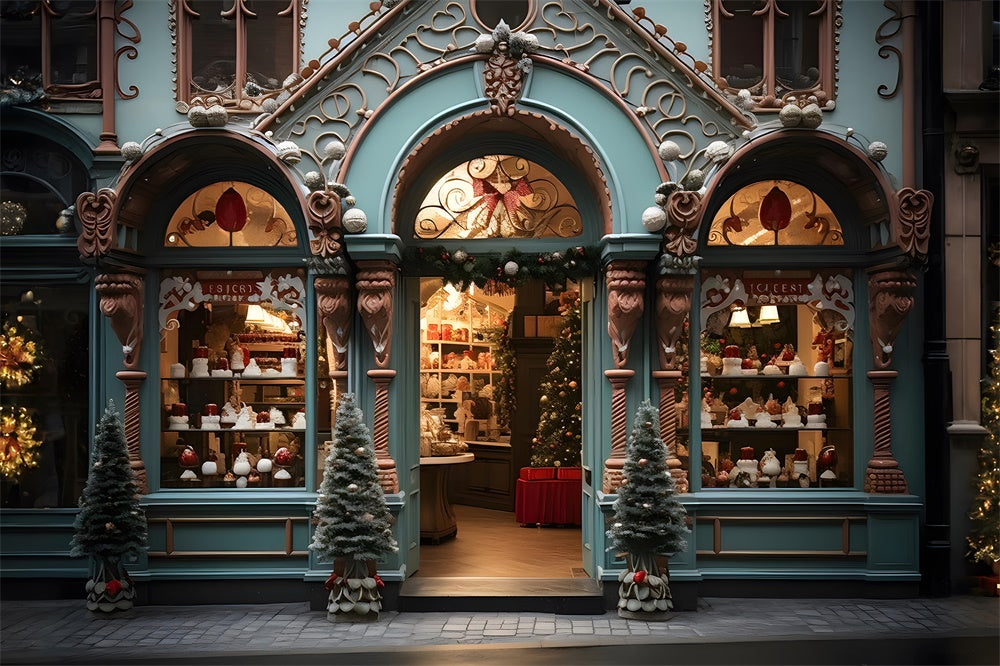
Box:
[1,0,994,607]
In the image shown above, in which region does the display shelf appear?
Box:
[700,373,851,380]
[162,377,304,384]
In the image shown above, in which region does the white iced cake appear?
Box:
[190,358,210,377]
[168,415,189,430]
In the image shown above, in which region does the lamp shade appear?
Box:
[757,305,780,325]
[215,187,247,233]
[729,308,751,328]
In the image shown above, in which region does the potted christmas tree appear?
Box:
[310,393,397,622]
[967,313,999,591]
[70,400,147,612]
[606,400,689,620]
[530,293,582,470]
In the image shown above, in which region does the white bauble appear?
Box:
[641,206,667,233]
[206,104,228,127]
[201,461,218,476]
[236,476,248,488]
[682,169,704,190]
[779,104,802,127]
[256,458,273,474]
[304,171,325,190]
[868,141,889,162]
[324,139,346,160]
[233,460,252,476]
[657,140,681,161]
[474,34,496,53]
[277,140,301,164]
[120,141,144,162]
[187,105,208,127]
[503,261,519,276]
[800,103,823,128]
[705,140,733,162]
[342,207,367,233]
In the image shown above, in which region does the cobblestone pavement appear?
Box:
[2,595,997,664]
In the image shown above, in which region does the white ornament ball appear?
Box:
[304,171,325,190]
[206,104,228,127]
[342,207,368,233]
[347,483,359,492]
[503,261,519,276]
[868,141,889,162]
[276,140,301,164]
[187,105,208,127]
[657,140,681,161]
[654,193,668,206]
[452,249,468,264]
[324,139,347,160]
[236,476,248,488]
[120,141,144,162]
[256,458,273,474]
[779,104,802,127]
[355,447,366,456]
[641,206,668,233]
[474,34,496,53]
[705,140,733,162]
[201,461,218,476]
[345,195,356,206]
[682,169,704,190]
[261,98,279,114]
[800,103,823,128]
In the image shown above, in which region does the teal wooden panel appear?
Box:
[170,521,292,553]
[867,515,919,570]
[721,521,848,553]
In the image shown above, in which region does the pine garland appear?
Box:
[968,312,1000,566]
[310,393,398,561]
[70,401,147,560]
[530,297,583,467]
[402,245,597,291]
[485,315,516,431]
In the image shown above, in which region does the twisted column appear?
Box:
[116,370,148,494]
[653,369,688,494]
[865,370,908,493]
[602,369,634,493]
[368,369,398,493]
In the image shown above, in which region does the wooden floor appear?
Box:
[415,504,584,578]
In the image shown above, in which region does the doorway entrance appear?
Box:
[414,279,583,578]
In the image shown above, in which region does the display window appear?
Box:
[158,269,306,489]
[695,269,854,489]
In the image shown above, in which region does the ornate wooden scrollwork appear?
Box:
[315,276,352,373]
[868,268,917,370]
[654,274,694,370]
[664,191,702,257]
[606,260,647,369]
[894,187,933,262]
[96,272,143,370]
[76,188,118,259]
[307,189,344,258]
[356,261,396,369]
[484,45,526,117]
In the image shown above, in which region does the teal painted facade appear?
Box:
[1,0,939,603]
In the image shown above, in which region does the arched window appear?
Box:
[707,179,843,246]
[414,155,583,240]
[163,181,297,247]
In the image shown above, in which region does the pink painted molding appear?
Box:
[602,368,635,493]
[865,370,908,494]
[116,370,149,495]
[367,368,399,494]
[315,276,352,374]
[483,47,525,117]
[96,272,144,370]
[606,261,647,369]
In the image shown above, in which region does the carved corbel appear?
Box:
[868,268,917,370]
[606,260,647,369]
[307,189,344,258]
[96,272,143,370]
[893,188,933,263]
[654,274,694,370]
[76,188,118,259]
[356,261,396,368]
[315,275,352,422]
[663,191,703,257]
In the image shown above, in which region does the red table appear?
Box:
[515,477,582,526]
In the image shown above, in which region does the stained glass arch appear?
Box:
[414,155,583,240]
[164,181,297,248]
[707,179,843,247]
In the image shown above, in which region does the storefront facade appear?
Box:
[2,0,984,606]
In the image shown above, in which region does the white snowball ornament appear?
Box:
[504,261,519,276]
[120,141,144,163]
[657,140,681,161]
[261,98,279,114]
[304,171,325,190]
[187,105,208,127]
[347,483,359,492]
[236,476,248,488]
[277,140,301,163]
[452,249,468,264]
[342,207,368,233]
[474,34,496,53]
[682,169,704,190]
[800,103,823,128]
[206,104,228,127]
[705,140,733,163]
[868,141,889,162]
[779,104,802,127]
[355,447,366,456]
[323,139,347,160]
[256,458,273,474]
[641,206,667,233]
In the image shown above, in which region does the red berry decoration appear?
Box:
[633,570,647,584]
[777,381,786,389]
[374,574,385,589]
[274,447,293,466]
[729,387,738,395]
[106,579,123,596]
[759,185,792,231]
[324,572,339,590]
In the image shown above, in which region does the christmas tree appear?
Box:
[311,393,397,620]
[968,313,1000,569]
[486,314,516,431]
[70,400,146,612]
[530,294,582,467]
[606,401,689,618]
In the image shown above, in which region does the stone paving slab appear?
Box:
[1,596,996,663]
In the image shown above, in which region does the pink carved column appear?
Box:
[602,261,646,493]
[314,275,352,424]
[865,268,917,494]
[356,261,399,493]
[95,272,148,494]
[654,272,694,493]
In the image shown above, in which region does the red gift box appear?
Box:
[519,467,556,480]
[556,466,582,480]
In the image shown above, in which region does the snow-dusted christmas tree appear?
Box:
[530,294,582,468]
[70,400,147,612]
[968,313,1000,574]
[310,393,397,622]
[606,400,689,619]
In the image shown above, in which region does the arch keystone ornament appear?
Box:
[95,272,148,495]
[603,261,647,493]
[355,260,399,493]
[864,268,918,494]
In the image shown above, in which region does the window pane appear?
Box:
[164,181,298,247]
[1,282,90,508]
[707,180,843,246]
[719,0,765,91]
[190,0,237,95]
[774,1,823,92]
[0,2,42,83]
[49,1,98,85]
[415,155,583,239]
[1,175,65,236]
[245,0,295,91]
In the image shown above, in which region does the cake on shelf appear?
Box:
[806,401,827,428]
[168,403,189,430]
[280,347,298,377]
[721,345,743,376]
[731,446,759,486]
[190,346,211,377]
[211,357,233,378]
[220,402,238,427]
[725,407,749,428]
[762,358,783,375]
[232,406,255,430]
[781,396,802,428]
[255,411,274,430]
[242,359,262,377]
[268,406,286,426]
[169,363,186,378]
[201,403,221,430]
[291,409,306,430]
[787,355,807,376]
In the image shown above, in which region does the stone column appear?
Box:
[865,370,908,493]
[602,261,646,493]
[356,261,399,493]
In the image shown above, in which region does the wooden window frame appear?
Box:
[175,0,301,110]
[709,0,840,110]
